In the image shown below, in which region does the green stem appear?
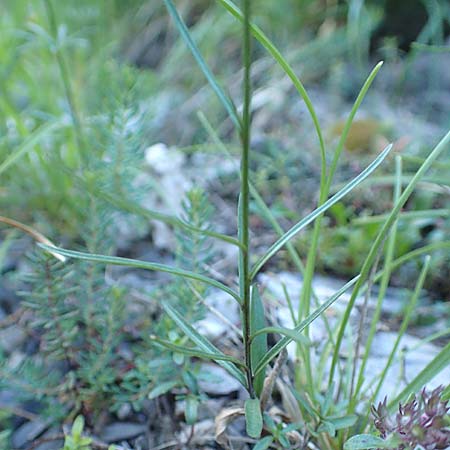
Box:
[44,0,86,162]
[240,0,254,397]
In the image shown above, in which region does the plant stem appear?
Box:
[240,0,254,397]
[44,0,86,162]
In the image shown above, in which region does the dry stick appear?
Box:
[0,216,65,262]
[28,434,66,450]
[260,349,288,411]
[149,440,179,450]
[187,282,243,340]
[0,307,25,329]
[0,403,39,421]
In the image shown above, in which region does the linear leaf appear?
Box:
[330,129,450,387]
[161,301,247,388]
[163,0,241,130]
[251,326,310,346]
[150,336,246,367]
[353,208,449,225]
[250,285,267,396]
[370,255,431,405]
[38,244,241,304]
[387,340,450,412]
[0,120,63,176]
[216,0,325,158]
[94,188,243,249]
[250,144,393,279]
[253,276,359,377]
[326,62,383,189]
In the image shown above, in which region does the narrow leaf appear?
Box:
[0,120,63,176]
[161,301,247,388]
[250,285,267,396]
[387,340,450,412]
[344,434,392,450]
[253,276,359,377]
[216,0,325,158]
[38,244,241,304]
[330,129,450,387]
[251,327,310,346]
[326,415,358,430]
[58,168,243,249]
[148,380,179,399]
[150,336,246,367]
[252,436,273,450]
[163,0,241,130]
[250,144,393,279]
[245,398,263,439]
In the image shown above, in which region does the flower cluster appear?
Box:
[372,386,450,450]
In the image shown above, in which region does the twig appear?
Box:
[149,440,179,450]
[260,348,288,410]
[28,433,65,450]
[188,282,243,339]
[0,403,39,421]
[0,307,25,329]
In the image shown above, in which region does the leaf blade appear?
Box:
[250,285,267,396]
[161,301,247,388]
[163,0,241,130]
[38,244,242,304]
[244,398,263,439]
[250,144,393,279]
[253,276,359,377]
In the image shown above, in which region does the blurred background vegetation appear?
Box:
[1,0,448,295]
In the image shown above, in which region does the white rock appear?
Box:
[196,290,240,340]
[197,364,242,396]
[145,143,185,173]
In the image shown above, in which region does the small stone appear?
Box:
[196,290,240,340]
[0,326,26,353]
[100,422,147,443]
[197,364,242,396]
[33,428,64,450]
[116,403,133,420]
[12,420,49,449]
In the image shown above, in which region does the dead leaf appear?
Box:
[214,406,244,449]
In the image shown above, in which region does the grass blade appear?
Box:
[38,244,242,304]
[150,336,246,367]
[163,0,241,130]
[251,327,310,346]
[250,144,393,279]
[387,340,450,412]
[352,156,403,410]
[0,120,63,176]
[372,255,431,404]
[329,129,450,389]
[253,276,359,377]
[161,301,247,387]
[215,0,325,159]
